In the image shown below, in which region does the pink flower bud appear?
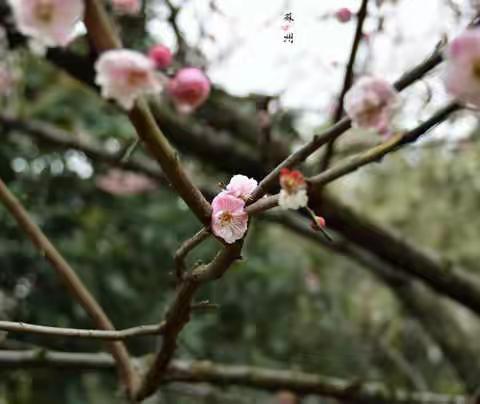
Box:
[311,216,326,230]
[148,44,173,70]
[168,67,211,113]
[335,7,352,23]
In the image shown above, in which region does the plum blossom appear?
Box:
[344,76,398,135]
[149,44,173,70]
[444,28,480,107]
[335,7,352,23]
[7,0,84,48]
[95,49,162,110]
[111,0,141,15]
[211,192,248,244]
[225,175,258,201]
[168,67,210,113]
[278,168,308,210]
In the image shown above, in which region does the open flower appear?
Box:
[211,192,248,244]
[168,67,210,113]
[278,168,308,210]
[444,28,480,107]
[95,49,162,110]
[111,0,141,15]
[8,0,84,48]
[345,76,398,135]
[148,44,173,70]
[225,175,258,201]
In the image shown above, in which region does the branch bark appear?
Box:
[0,350,469,404]
[0,178,138,395]
[319,0,370,171]
[0,321,166,340]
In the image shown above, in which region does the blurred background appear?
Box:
[1,0,480,403]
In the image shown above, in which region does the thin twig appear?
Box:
[0,177,138,395]
[174,228,211,282]
[319,0,369,171]
[247,102,460,216]
[248,42,446,203]
[135,242,242,401]
[0,321,166,340]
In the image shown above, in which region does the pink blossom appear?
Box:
[344,76,398,135]
[111,0,141,15]
[225,175,258,201]
[335,7,352,23]
[148,44,173,70]
[444,28,480,107]
[96,169,157,195]
[95,49,162,110]
[7,0,84,48]
[278,168,308,210]
[168,67,211,113]
[211,192,248,244]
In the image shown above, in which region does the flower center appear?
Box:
[35,0,55,23]
[219,211,233,226]
[127,69,148,87]
[473,59,480,79]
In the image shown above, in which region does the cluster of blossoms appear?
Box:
[211,175,257,244]
[8,0,210,112]
[94,48,211,111]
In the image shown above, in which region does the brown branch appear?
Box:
[319,0,370,171]
[135,242,243,401]
[309,102,460,186]
[247,102,460,215]
[84,0,212,225]
[174,228,211,282]
[0,321,166,340]
[0,178,138,395]
[0,350,469,404]
[249,43,446,203]
[273,213,480,392]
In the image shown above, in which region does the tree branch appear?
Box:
[0,177,138,395]
[247,102,460,215]
[248,41,446,203]
[83,0,212,225]
[0,350,468,404]
[319,0,370,171]
[273,213,480,392]
[0,321,166,340]
[175,228,211,282]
